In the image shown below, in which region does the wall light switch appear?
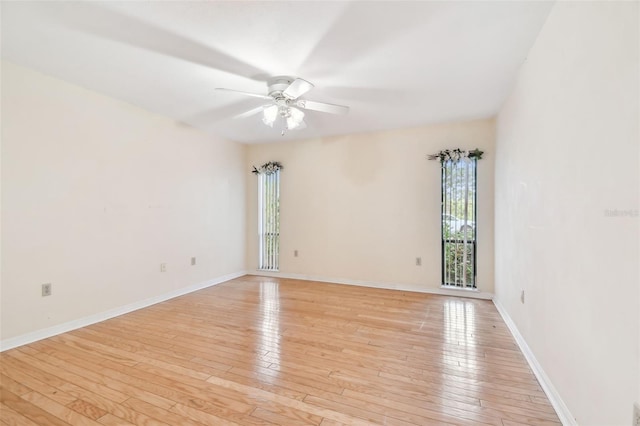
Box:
[160,263,167,272]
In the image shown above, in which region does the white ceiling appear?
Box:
[1,1,553,144]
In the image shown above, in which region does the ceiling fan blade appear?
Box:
[299,2,431,79]
[296,99,349,115]
[52,3,269,81]
[233,105,269,119]
[283,78,314,99]
[216,88,272,101]
[182,98,267,125]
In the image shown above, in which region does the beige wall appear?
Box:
[495,2,639,424]
[247,119,495,294]
[1,62,246,341]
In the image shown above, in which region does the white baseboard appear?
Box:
[492,298,576,426]
[249,271,493,300]
[0,270,247,352]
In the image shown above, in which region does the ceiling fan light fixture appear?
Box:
[286,107,305,130]
[262,105,278,127]
[222,75,348,133]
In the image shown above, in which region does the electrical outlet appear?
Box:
[294,250,298,257]
[42,283,52,297]
[633,403,640,425]
[191,257,196,266]
[521,290,525,304]
[416,257,422,266]
[160,263,167,272]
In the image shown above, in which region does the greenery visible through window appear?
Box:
[441,158,477,288]
[255,163,281,271]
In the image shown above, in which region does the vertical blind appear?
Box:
[441,158,477,288]
[258,170,280,271]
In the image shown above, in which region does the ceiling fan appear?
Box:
[216,76,349,134]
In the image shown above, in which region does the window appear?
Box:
[441,158,477,288]
[258,169,280,271]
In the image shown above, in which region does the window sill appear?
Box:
[440,285,478,292]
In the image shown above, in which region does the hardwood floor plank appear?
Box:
[0,402,41,426]
[216,367,309,400]
[303,394,437,426]
[216,365,334,400]
[66,400,109,421]
[0,276,560,425]
[30,339,177,411]
[19,391,103,426]
[480,397,560,416]
[7,350,129,403]
[205,374,373,426]
[0,388,74,426]
[120,398,206,426]
[250,406,323,425]
[0,374,31,396]
[96,413,136,426]
[378,370,548,400]
[168,403,242,426]
[0,355,79,406]
[328,370,482,407]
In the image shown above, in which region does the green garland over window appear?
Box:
[427,148,484,162]
[251,161,283,175]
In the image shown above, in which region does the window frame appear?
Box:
[440,158,477,289]
[257,170,280,271]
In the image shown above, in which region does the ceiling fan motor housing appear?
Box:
[267,76,295,98]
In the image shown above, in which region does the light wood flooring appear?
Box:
[0,275,561,425]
